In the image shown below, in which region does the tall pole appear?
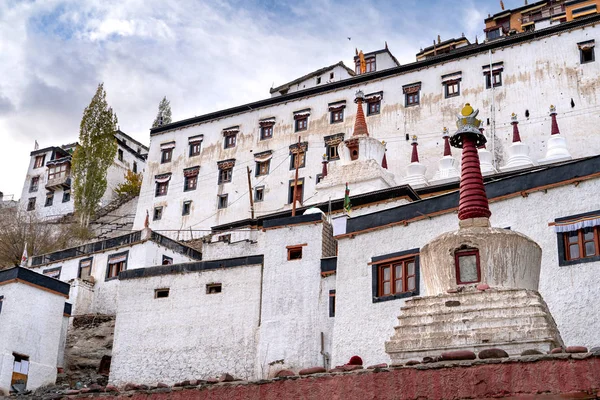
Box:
[292,136,301,217]
[246,166,255,220]
[489,49,496,168]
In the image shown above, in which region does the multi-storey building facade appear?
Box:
[135,14,600,238]
[19,131,148,220]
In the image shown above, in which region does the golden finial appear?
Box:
[461,103,474,116]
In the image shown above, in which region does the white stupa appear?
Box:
[431,127,460,185]
[477,128,497,176]
[500,113,535,172]
[401,135,429,188]
[538,105,572,165]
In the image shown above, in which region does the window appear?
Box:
[260,125,273,140]
[132,161,138,173]
[27,198,36,211]
[444,80,460,98]
[184,175,197,191]
[330,72,334,79]
[218,168,232,184]
[29,177,39,193]
[288,178,304,204]
[327,143,339,161]
[161,148,173,163]
[62,191,70,203]
[189,141,201,157]
[330,109,344,123]
[356,57,376,73]
[34,155,45,168]
[217,194,228,209]
[316,174,324,184]
[579,42,595,64]
[79,258,92,280]
[48,164,68,180]
[224,134,237,149]
[0,295,3,314]
[403,83,421,107]
[206,283,222,294]
[485,71,502,89]
[106,252,128,280]
[155,288,170,298]
[254,186,264,202]
[563,227,600,261]
[256,160,270,176]
[316,76,321,84]
[182,201,192,216]
[295,116,308,132]
[371,250,419,302]
[486,27,501,41]
[405,92,419,106]
[218,234,231,243]
[455,248,481,284]
[162,255,173,265]
[12,354,29,388]
[367,100,380,116]
[118,149,124,162]
[289,152,306,170]
[45,193,54,207]
[287,244,305,260]
[43,267,61,279]
[329,290,336,317]
[155,181,169,196]
[153,206,163,221]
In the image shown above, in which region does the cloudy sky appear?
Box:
[0,0,524,199]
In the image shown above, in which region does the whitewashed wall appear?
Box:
[110,264,263,386]
[271,64,355,97]
[29,239,196,316]
[0,282,65,394]
[256,221,331,376]
[135,22,600,235]
[331,176,600,367]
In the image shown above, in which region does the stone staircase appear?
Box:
[385,289,563,363]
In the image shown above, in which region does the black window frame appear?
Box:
[371,249,420,303]
[367,100,381,116]
[295,117,308,132]
[289,151,306,170]
[485,71,503,89]
[224,134,237,149]
[444,80,460,98]
[45,193,54,207]
[117,149,124,162]
[260,125,274,140]
[580,46,595,64]
[182,200,192,216]
[27,198,36,211]
[62,191,70,203]
[254,186,265,202]
[405,91,420,107]
[217,194,228,209]
[189,141,201,157]
[218,168,233,184]
[329,290,336,317]
[153,206,163,221]
[255,160,271,176]
[78,257,93,280]
[161,148,173,164]
[29,177,39,193]
[162,255,173,265]
[43,266,62,280]
[184,175,197,192]
[330,109,344,124]
[288,178,305,204]
[155,181,169,196]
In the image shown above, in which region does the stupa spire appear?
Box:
[410,135,420,163]
[352,90,369,137]
[442,127,452,156]
[511,113,521,142]
[550,105,560,135]
[450,103,491,220]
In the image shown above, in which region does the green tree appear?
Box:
[72,83,118,227]
[152,96,172,127]
[115,170,143,197]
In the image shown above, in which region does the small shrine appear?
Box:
[538,105,572,165]
[400,135,429,188]
[430,127,460,185]
[499,113,535,172]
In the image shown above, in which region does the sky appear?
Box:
[0,0,526,200]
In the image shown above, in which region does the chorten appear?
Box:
[500,113,535,172]
[431,127,460,185]
[477,128,497,175]
[538,105,572,165]
[385,104,562,363]
[401,136,429,188]
[315,90,396,200]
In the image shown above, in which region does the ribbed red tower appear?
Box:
[410,136,419,163]
[382,145,388,169]
[511,114,522,142]
[353,95,369,137]
[442,128,452,156]
[550,105,560,135]
[450,104,491,220]
[321,155,328,178]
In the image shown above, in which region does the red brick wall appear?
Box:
[82,357,600,399]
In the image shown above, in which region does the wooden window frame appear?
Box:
[405,92,420,107]
[155,181,169,196]
[563,227,600,261]
[224,134,237,149]
[34,155,45,169]
[288,178,304,204]
[455,248,481,285]
[367,101,380,116]
[48,164,68,180]
[105,251,128,281]
[287,244,306,261]
[289,152,306,170]
[485,71,503,89]
[295,117,308,132]
[376,258,417,297]
[371,249,419,303]
[78,257,93,280]
[330,109,344,124]
[444,80,460,98]
[189,142,201,157]
[184,175,197,191]
[161,148,173,164]
[218,168,233,184]
[326,144,340,161]
[260,125,273,140]
[255,160,270,176]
